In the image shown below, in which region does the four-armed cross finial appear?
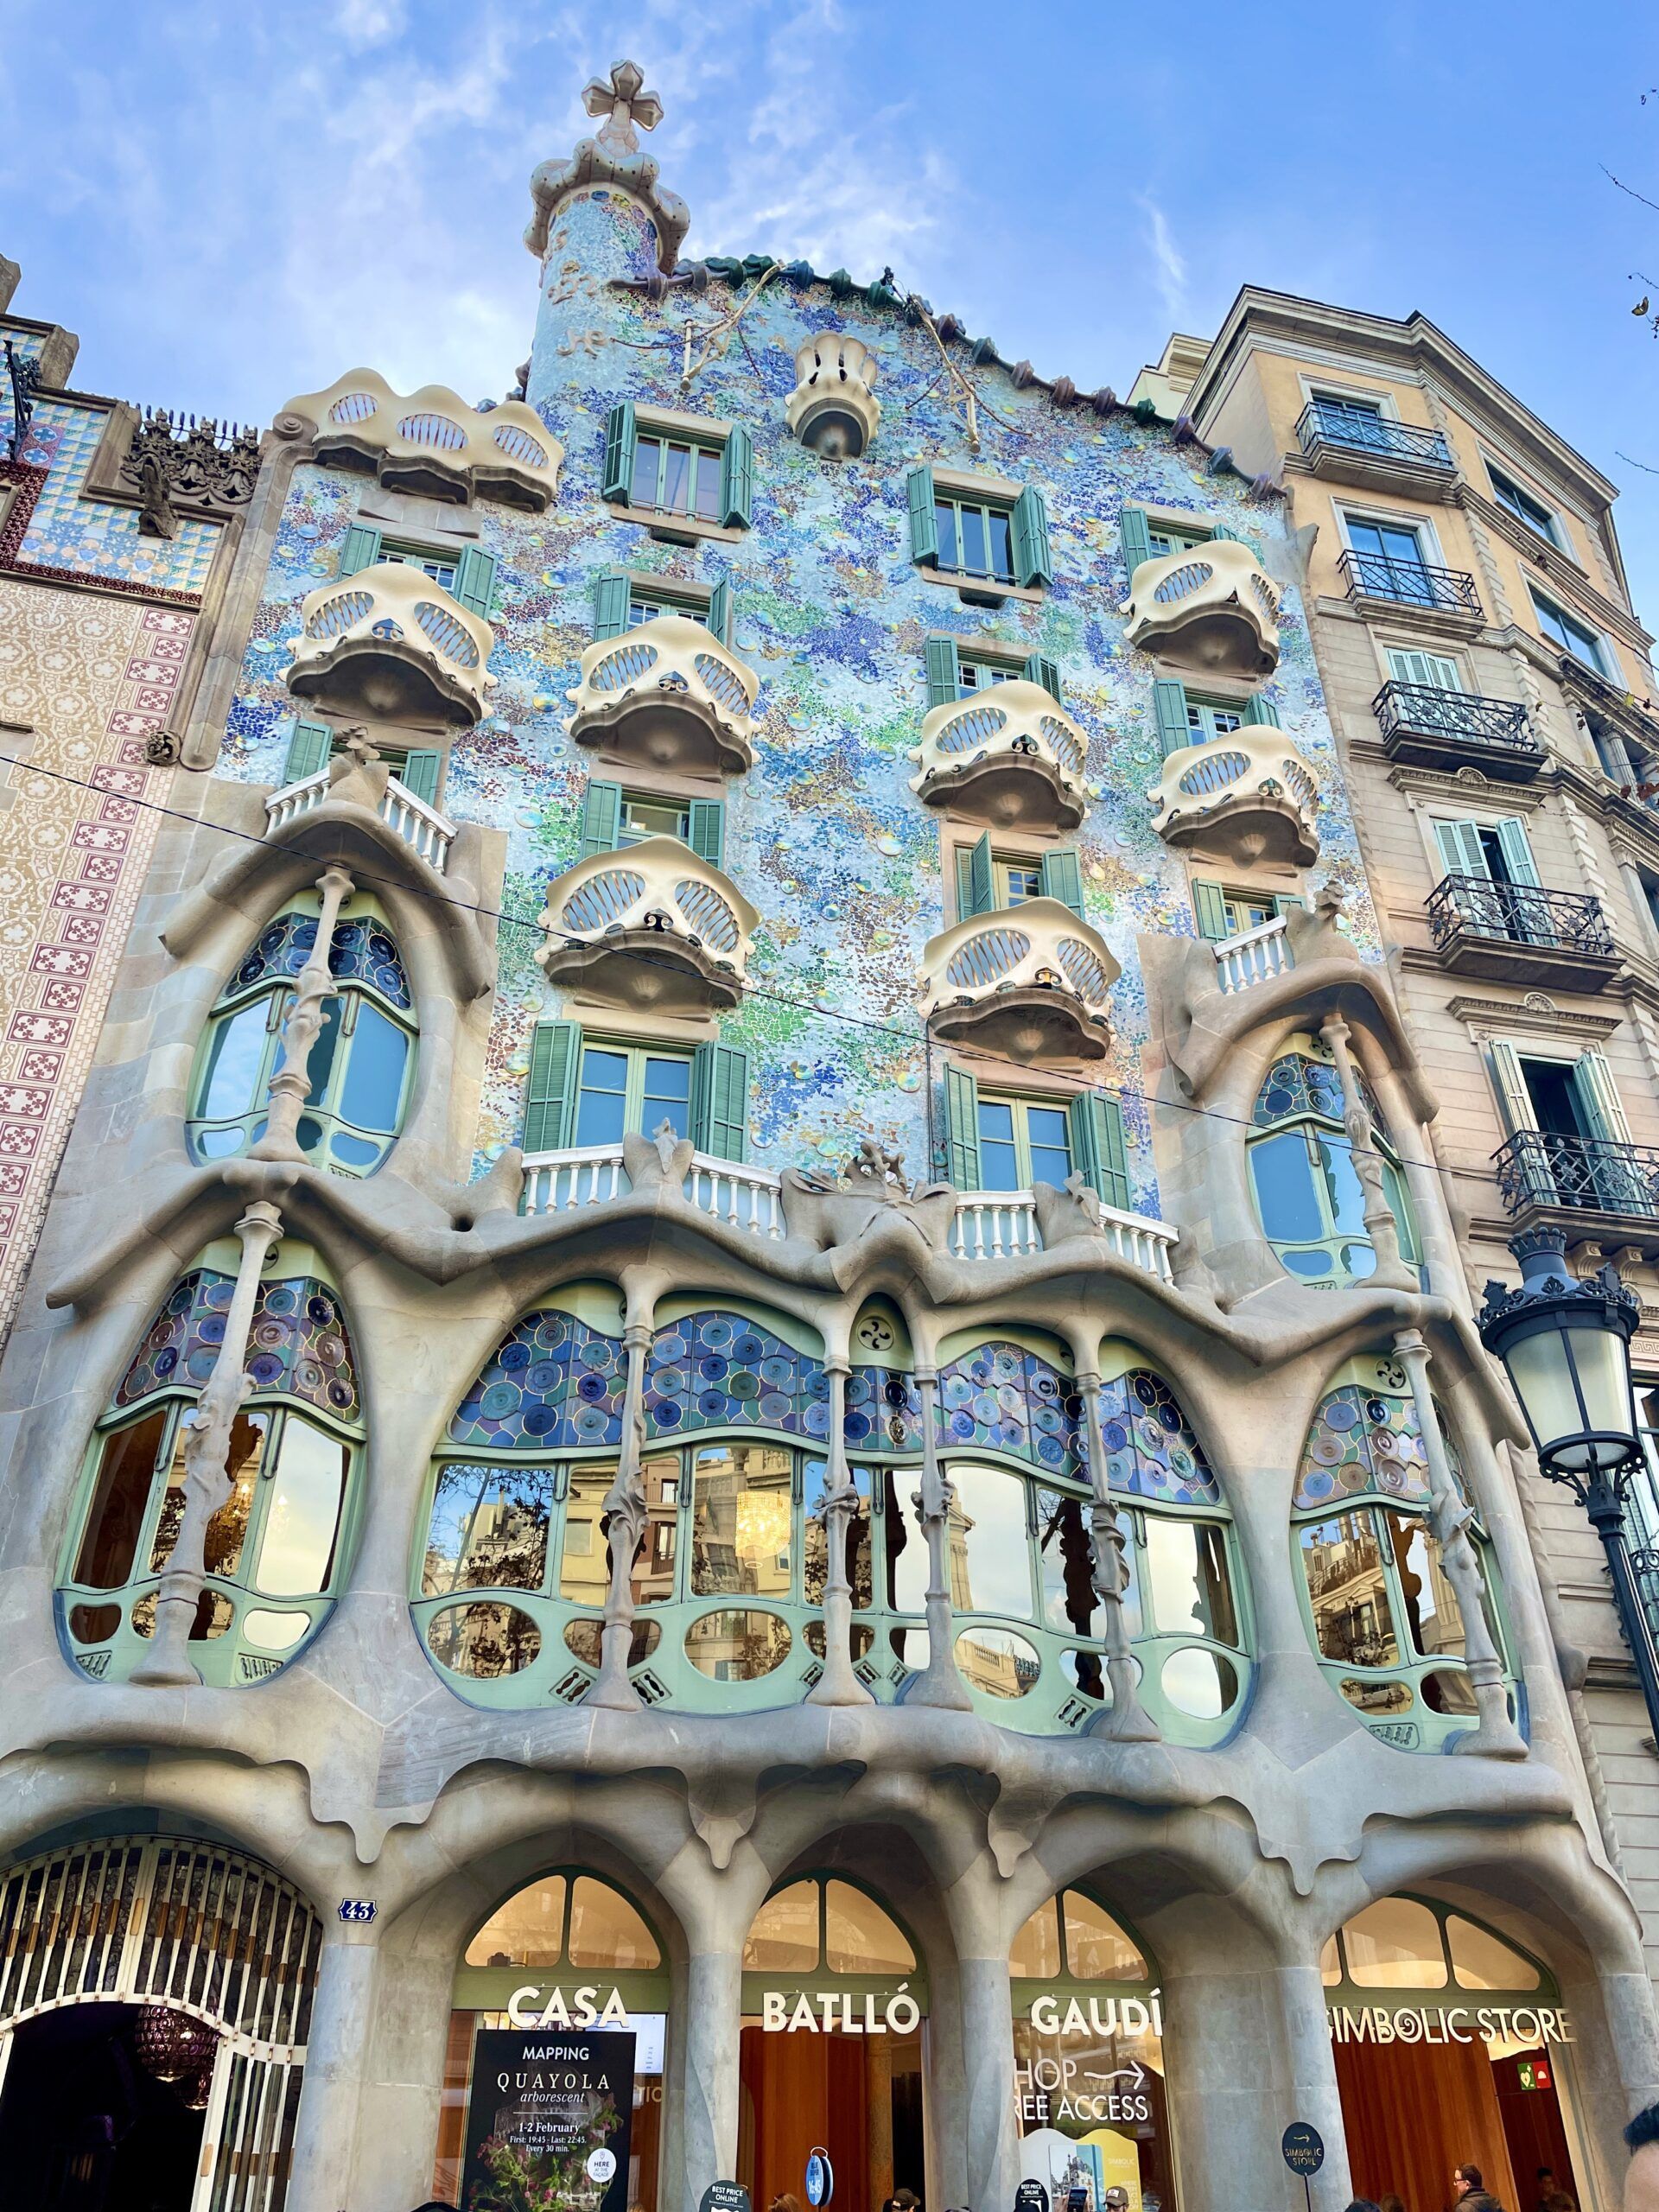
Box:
[583,60,663,155]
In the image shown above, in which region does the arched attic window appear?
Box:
[58,1248,362,1684]
[188,892,416,1177]
[1248,1030,1419,1285]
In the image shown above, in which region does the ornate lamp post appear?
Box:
[1478,1226,1659,1742]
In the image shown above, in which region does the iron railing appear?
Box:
[1297,400,1453,470]
[1338,548,1482,616]
[1493,1130,1659,1220]
[1372,680,1538,759]
[1427,874,1612,958]
[1631,1548,1659,1648]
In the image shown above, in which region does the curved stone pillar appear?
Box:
[677,1942,743,2212]
[285,1922,382,2212]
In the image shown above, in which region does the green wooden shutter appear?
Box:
[1208,524,1253,550]
[906,465,938,565]
[925,637,962,709]
[687,799,725,869]
[1495,817,1541,888]
[1070,1093,1131,1211]
[338,523,381,577]
[1023,652,1062,702]
[580,781,623,859]
[1120,505,1154,580]
[690,1040,750,1161]
[707,576,733,646]
[282,720,333,785]
[1039,848,1084,919]
[943,1065,982,1189]
[1435,818,1489,879]
[524,1020,580,1153]
[1576,1048,1634,1144]
[1273,893,1307,918]
[1488,1042,1538,1135]
[1011,486,1054,588]
[719,427,753,529]
[1191,880,1230,941]
[1241,695,1281,729]
[592,569,631,641]
[963,831,995,918]
[1153,678,1191,759]
[601,402,637,504]
[452,546,497,618]
[399,749,442,805]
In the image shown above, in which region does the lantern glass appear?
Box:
[1505,1314,1636,1473]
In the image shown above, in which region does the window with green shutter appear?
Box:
[906,466,938,566]
[570,1039,693,1147]
[620,579,716,635]
[592,569,632,641]
[690,1039,750,1160]
[718,427,753,530]
[941,1065,982,1188]
[338,523,383,578]
[1069,1092,1131,1210]
[580,781,624,860]
[524,1021,581,1153]
[1240,695,1281,730]
[1010,486,1053,588]
[398,749,444,807]
[377,537,458,589]
[1152,679,1192,760]
[925,637,962,709]
[1120,506,1154,581]
[602,408,753,531]
[282,720,333,787]
[976,1093,1074,1192]
[451,546,498,618]
[686,799,725,869]
[1038,849,1084,919]
[1191,880,1301,941]
[1022,652,1062,703]
[957,836,1072,917]
[601,402,637,505]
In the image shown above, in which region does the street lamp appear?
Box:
[1478,1225,1659,1744]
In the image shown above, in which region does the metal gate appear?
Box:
[0,1834,322,2211]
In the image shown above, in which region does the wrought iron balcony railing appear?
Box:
[1493,1130,1659,1221]
[1338,550,1481,618]
[1427,876,1613,960]
[1372,681,1539,762]
[1296,401,1453,471]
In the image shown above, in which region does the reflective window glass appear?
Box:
[804,1461,873,1610]
[424,1464,553,1594]
[189,1411,269,1581]
[643,1055,691,1141]
[467,1874,567,1969]
[253,1416,346,1595]
[337,1003,408,1134]
[1341,1897,1447,1988]
[881,1471,927,1615]
[74,1411,168,1588]
[199,1001,269,1121]
[825,1881,914,1974]
[631,435,662,506]
[560,1469,613,1606]
[948,1462,1034,1618]
[695,448,722,520]
[1063,1892,1147,1981]
[1037,1487,1098,1637]
[744,1881,818,1971]
[977,1100,1020,1192]
[662,442,691,513]
[1142,1516,1237,1645]
[632,1456,680,1606]
[1250,1129,1325,1242]
[690,1444,793,1599]
[1160,1645,1236,1718]
[1026,1106,1071,1188]
[1389,1516,1465,1662]
[567,1877,661,1970]
[956,1623,1042,1697]
[575,1048,629,1147]
[1299,1512,1400,1668]
[1446,1914,1540,1992]
[683,1607,791,1680]
[1009,1901,1063,1980]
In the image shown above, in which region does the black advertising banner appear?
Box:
[461,2027,637,2212]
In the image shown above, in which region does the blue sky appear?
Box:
[3,0,1656,637]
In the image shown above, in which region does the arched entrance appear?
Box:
[739,1875,927,2212]
[0,1833,321,2210]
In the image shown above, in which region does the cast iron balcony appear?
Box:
[1426,876,1618,990]
[287,563,495,727]
[567,614,757,777]
[1149,725,1321,868]
[536,834,757,1017]
[1338,550,1482,620]
[908,681,1089,833]
[1494,1130,1659,1226]
[919,899,1119,1065]
[1372,680,1542,779]
[1295,400,1455,489]
[1121,538,1281,678]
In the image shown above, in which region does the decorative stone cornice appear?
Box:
[524,60,690,274]
[1385,761,1552,812]
[1445,993,1621,1044]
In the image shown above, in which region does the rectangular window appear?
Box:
[999,860,1044,907]
[1384,646,1465,694]
[936,494,1015,584]
[1218,888,1278,936]
[1487,462,1560,544]
[631,432,724,522]
[1530,589,1606,673]
[976,1096,1073,1193]
[573,1043,692,1148]
[1147,521,1210,557]
[959,657,1017,693]
[1185,696,1244,742]
[628,587,709,629]
[1344,515,1427,566]
[379,539,460,590]
[618,794,691,845]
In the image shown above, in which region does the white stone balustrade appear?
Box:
[908,681,1089,832]
[785,333,881,457]
[537,834,757,1016]
[1122,537,1281,677]
[265,767,458,874]
[281,367,563,509]
[287,563,496,728]
[919,897,1120,1065]
[1150,727,1321,868]
[567,615,758,776]
[1212,915,1294,993]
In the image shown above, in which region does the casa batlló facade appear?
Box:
[0,60,1654,2212]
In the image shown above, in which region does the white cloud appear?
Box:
[1136,192,1189,326]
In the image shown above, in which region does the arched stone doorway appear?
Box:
[0,1833,321,2211]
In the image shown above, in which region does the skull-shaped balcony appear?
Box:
[1150,726,1321,868]
[920,899,1119,1065]
[908,681,1088,833]
[567,616,757,777]
[282,367,563,510]
[287,563,495,728]
[537,835,758,1018]
[785,333,880,458]
[1122,538,1281,678]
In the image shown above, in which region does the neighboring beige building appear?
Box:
[1150,289,1659,1983]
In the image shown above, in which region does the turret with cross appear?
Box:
[524,55,690,275]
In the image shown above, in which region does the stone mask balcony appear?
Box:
[785,333,880,458]
[908,681,1089,833]
[567,614,758,777]
[287,563,496,728]
[537,834,758,1016]
[1122,537,1281,677]
[281,367,563,510]
[919,899,1119,1065]
[1149,726,1321,868]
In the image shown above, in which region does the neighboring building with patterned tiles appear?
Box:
[0,65,1655,2212]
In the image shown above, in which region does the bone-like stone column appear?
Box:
[250,865,355,1163]
[1394,1325,1529,1759]
[592,1316,652,1710]
[806,1358,874,1706]
[283,1918,380,2212]
[1077,1369,1159,1741]
[678,1941,742,2212]
[902,1369,971,1707]
[131,1199,283,1687]
[1320,1013,1417,1292]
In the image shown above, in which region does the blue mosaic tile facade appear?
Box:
[14,399,219,594]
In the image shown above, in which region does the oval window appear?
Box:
[954,1624,1041,1699]
[563,1617,662,1670]
[683,1609,791,1681]
[1060,1648,1106,1700]
[1422,1667,1478,1715]
[67,1602,121,1644]
[427,1601,542,1678]
[131,1589,232,1640]
[888,1624,929,1671]
[242,1610,311,1652]
[804,1621,874,1661]
[1160,1645,1237,1719]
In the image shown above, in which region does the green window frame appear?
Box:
[907,468,1052,588]
[1189,880,1305,943]
[943,1068,1130,1209]
[186,895,416,1179]
[1247,1033,1420,1286]
[523,1025,750,1161]
[924,639,1063,709]
[975,1096,1075,1193]
[955,835,1085,921]
[378,537,459,590]
[1185,694,1245,742]
[604,404,754,531]
[578,781,725,867]
[573,1041,694,1149]
[280,719,443,805]
[936,491,1014,583]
